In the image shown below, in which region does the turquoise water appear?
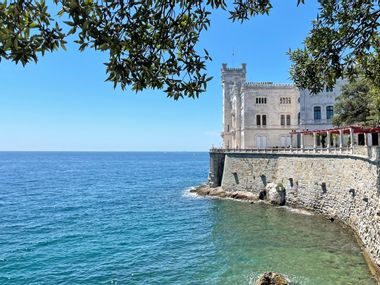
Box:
[0,152,376,285]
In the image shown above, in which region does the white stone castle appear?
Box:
[221,63,344,149]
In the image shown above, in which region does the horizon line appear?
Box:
[0,150,210,153]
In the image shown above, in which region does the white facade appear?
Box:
[299,80,345,131]
[222,64,300,149]
[221,64,341,149]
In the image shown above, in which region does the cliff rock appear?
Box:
[255,272,289,285]
[266,183,286,206]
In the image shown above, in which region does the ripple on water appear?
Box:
[0,152,376,285]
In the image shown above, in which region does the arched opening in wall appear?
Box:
[289,178,294,188]
[321,182,327,194]
[260,175,267,186]
[233,172,239,184]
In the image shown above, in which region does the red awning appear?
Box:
[291,126,380,135]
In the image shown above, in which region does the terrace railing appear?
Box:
[210,146,380,161]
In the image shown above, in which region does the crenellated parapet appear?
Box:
[244,82,296,89]
[221,63,246,86]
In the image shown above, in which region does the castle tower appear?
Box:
[221,63,246,148]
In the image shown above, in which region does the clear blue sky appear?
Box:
[0,1,320,151]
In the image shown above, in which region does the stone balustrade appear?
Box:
[210,146,380,161]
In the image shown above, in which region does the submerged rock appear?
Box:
[255,272,289,285]
[266,183,286,206]
[259,189,267,200]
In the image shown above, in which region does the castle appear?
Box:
[221,63,344,148]
[208,64,380,277]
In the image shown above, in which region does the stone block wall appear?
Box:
[220,153,380,268]
[208,151,225,187]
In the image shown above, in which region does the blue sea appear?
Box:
[0,152,376,284]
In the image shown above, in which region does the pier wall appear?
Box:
[211,151,380,268]
[208,151,225,187]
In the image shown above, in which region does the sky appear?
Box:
[0,0,320,151]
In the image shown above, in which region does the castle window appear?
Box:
[280,115,285,126]
[314,106,321,120]
[256,97,267,104]
[280,97,291,104]
[262,115,267,126]
[286,115,291,126]
[297,112,300,125]
[326,106,334,120]
[256,115,261,126]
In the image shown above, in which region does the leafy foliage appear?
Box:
[0,0,307,99]
[289,0,380,94]
[0,0,66,65]
[333,77,380,127]
[4,0,380,100]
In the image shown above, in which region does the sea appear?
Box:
[0,152,377,285]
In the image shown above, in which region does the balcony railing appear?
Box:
[210,146,380,161]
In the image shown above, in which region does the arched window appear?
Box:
[257,115,267,126]
[297,112,300,125]
[326,106,334,120]
[286,115,291,126]
[314,106,321,121]
[280,115,285,126]
[262,115,267,126]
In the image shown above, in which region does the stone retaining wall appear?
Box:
[218,152,380,269]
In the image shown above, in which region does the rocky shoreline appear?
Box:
[190,182,286,206]
[190,184,380,284]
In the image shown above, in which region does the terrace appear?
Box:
[211,126,380,161]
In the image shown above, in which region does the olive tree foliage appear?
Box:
[289,0,380,94]
[0,0,309,99]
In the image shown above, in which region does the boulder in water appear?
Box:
[266,182,286,206]
[255,272,289,285]
[258,189,267,200]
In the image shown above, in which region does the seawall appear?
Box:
[208,148,380,274]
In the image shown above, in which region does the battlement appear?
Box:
[222,63,246,73]
[245,82,295,88]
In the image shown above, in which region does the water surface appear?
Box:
[0,152,376,284]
